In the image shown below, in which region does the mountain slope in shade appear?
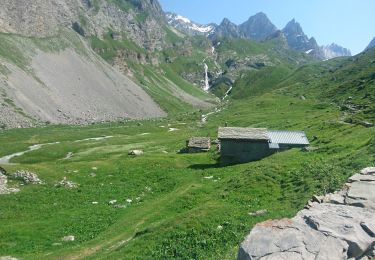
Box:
[321,43,351,59]
[239,12,277,41]
[365,37,375,50]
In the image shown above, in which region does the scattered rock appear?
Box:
[63,152,73,160]
[360,121,374,128]
[0,166,6,175]
[128,150,144,156]
[108,200,117,205]
[311,195,324,203]
[89,172,97,177]
[126,199,132,203]
[113,204,127,209]
[11,170,43,184]
[248,209,268,217]
[217,225,223,231]
[62,235,75,242]
[92,201,98,205]
[238,167,375,260]
[0,257,18,260]
[55,177,77,189]
[302,146,319,152]
[204,176,214,179]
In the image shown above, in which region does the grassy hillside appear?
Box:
[233,48,375,125]
[89,29,216,114]
[0,50,373,259]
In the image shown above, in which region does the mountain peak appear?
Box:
[283,19,304,35]
[220,18,234,26]
[239,12,277,41]
[365,37,375,51]
[215,18,243,39]
[321,43,351,59]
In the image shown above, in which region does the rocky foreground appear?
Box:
[238,167,375,260]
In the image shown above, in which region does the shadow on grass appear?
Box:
[188,162,239,170]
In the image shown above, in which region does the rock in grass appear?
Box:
[62,235,75,242]
[0,166,6,175]
[248,209,268,217]
[55,177,77,189]
[128,150,144,156]
[11,170,43,184]
[0,171,20,195]
[0,257,18,260]
[109,200,117,205]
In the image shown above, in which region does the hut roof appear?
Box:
[218,127,269,141]
[188,137,211,149]
[268,130,309,145]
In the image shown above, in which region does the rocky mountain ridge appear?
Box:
[365,37,375,51]
[165,12,215,36]
[166,12,351,60]
[322,43,352,60]
[238,167,375,260]
[239,12,277,41]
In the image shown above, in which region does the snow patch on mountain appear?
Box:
[166,12,215,36]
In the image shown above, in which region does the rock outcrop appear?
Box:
[238,167,375,260]
[0,167,20,194]
[365,37,375,51]
[12,170,43,184]
[0,0,166,51]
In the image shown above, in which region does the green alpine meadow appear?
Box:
[0,0,374,259]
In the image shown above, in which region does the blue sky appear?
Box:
[159,0,374,55]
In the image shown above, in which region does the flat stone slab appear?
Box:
[347,181,375,201]
[348,173,375,183]
[238,167,375,260]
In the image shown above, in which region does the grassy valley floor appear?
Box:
[0,91,374,259]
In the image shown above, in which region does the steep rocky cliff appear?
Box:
[0,0,166,50]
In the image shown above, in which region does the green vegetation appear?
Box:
[0,49,373,258]
[90,31,145,62]
[0,33,29,70]
[231,65,292,98]
[0,12,373,258]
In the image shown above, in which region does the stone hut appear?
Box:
[186,137,211,153]
[218,127,271,164]
[218,127,309,164]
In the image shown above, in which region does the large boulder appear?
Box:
[11,170,43,184]
[238,167,375,260]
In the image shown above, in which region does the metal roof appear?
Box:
[268,130,309,145]
[218,127,269,140]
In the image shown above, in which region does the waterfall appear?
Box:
[223,85,233,100]
[203,63,210,91]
